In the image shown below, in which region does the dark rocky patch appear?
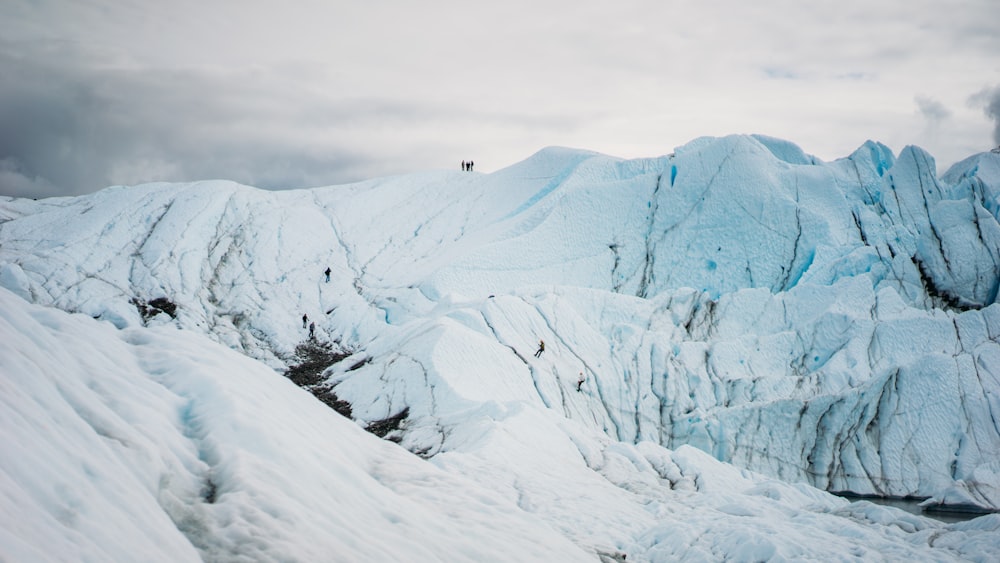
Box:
[313,387,354,419]
[132,296,179,321]
[284,340,353,419]
[365,407,409,441]
[285,340,349,387]
[201,478,218,504]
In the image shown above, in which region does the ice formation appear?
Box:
[3,134,1000,560]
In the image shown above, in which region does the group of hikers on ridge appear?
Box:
[301,266,333,339]
[534,339,587,392]
[461,160,475,171]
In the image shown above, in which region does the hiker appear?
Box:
[469,160,474,171]
[462,160,466,171]
[309,321,316,339]
[302,313,308,328]
[534,339,545,358]
[325,267,331,282]
[577,372,585,392]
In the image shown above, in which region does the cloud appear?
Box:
[970,85,1000,145]
[0,42,395,195]
[3,2,1000,197]
[915,96,951,124]
[0,157,59,199]
[0,31,594,199]
[762,66,803,80]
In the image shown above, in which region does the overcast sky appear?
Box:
[2,0,999,198]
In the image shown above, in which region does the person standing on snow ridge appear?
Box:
[325,267,331,282]
[462,160,466,171]
[534,339,545,358]
[577,372,585,392]
[309,322,316,339]
[302,313,308,328]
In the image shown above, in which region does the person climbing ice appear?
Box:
[302,313,308,328]
[534,339,545,358]
[325,267,331,283]
[309,321,316,339]
[577,372,585,392]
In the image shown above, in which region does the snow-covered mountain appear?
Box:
[2,134,1000,560]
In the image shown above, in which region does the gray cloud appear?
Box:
[915,96,951,124]
[0,45,386,195]
[970,86,1000,145]
[3,1,999,198]
[0,158,59,199]
[0,37,582,198]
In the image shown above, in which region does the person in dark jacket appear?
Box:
[302,313,308,328]
[325,267,331,282]
[534,339,545,358]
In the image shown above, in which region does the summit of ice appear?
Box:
[3,134,1000,560]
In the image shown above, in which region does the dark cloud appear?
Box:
[0,38,578,199]
[970,86,1000,145]
[0,42,391,197]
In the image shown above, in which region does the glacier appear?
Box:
[2,134,1000,560]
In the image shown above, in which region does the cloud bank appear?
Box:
[2,1,999,198]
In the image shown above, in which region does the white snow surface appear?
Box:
[3,134,1000,560]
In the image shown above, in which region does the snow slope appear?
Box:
[2,134,1000,559]
[4,286,1000,561]
[0,287,591,561]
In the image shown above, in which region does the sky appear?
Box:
[1,0,999,199]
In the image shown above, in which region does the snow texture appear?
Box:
[2,134,1000,560]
